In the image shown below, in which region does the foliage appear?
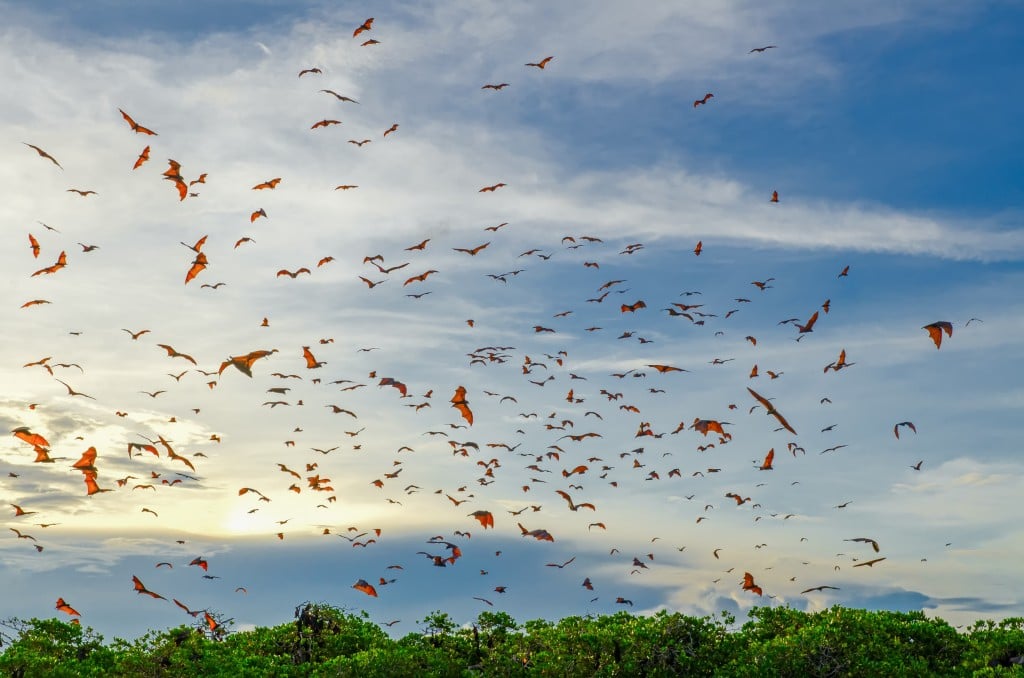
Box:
[1,605,1023,676]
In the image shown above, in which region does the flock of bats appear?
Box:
[6,15,976,634]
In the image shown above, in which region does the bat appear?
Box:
[844,537,880,553]
[759,448,775,470]
[132,575,166,600]
[482,83,510,90]
[517,522,554,541]
[297,67,322,77]
[349,139,371,146]
[694,240,702,256]
[770,190,779,203]
[693,93,713,107]
[451,386,473,425]
[334,185,358,190]
[353,18,373,37]
[311,119,341,129]
[251,208,267,222]
[24,143,63,169]
[922,321,953,349]
[405,239,430,251]
[838,265,850,278]
[647,364,686,373]
[621,300,646,313]
[56,379,96,400]
[302,346,326,368]
[800,586,840,594]
[383,123,399,137]
[894,421,917,439]
[21,299,51,308]
[469,510,494,529]
[252,178,282,190]
[742,572,763,596]
[749,45,777,53]
[747,387,797,435]
[403,270,438,285]
[478,183,506,192]
[615,598,633,606]
[157,344,198,365]
[555,490,595,512]
[277,268,311,278]
[31,251,67,277]
[133,145,151,170]
[320,90,358,103]
[852,557,887,568]
[185,252,207,284]
[55,598,80,616]
[67,188,97,196]
[546,556,576,569]
[118,109,158,135]
[453,242,490,255]
[526,56,554,68]
[28,233,40,258]
[796,311,819,333]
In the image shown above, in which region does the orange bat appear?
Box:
[55,598,80,616]
[297,67,322,77]
[277,268,311,278]
[220,349,277,377]
[13,427,50,449]
[796,311,819,333]
[335,185,358,190]
[349,139,371,146]
[23,143,63,169]
[252,178,282,190]
[482,83,510,90]
[526,56,554,69]
[383,123,399,137]
[726,492,751,505]
[518,522,554,541]
[321,89,358,103]
[824,349,854,372]
[555,490,595,512]
[133,145,151,170]
[469,510,494,529]
[189,556,209,572]
[693,92,713,107]
[759,448,775,470]
[235,237,255,248]
[311,119,341,129]
[923,321,952,349]
[204,612,219,632]
[119,109,158,135]
[770,190,779,203]
[647,364,686,373]
[378,377,408,396]
[132,575,166,600]
[621,300,646,313]
[691,419,730,437]
[165,174,188,200]
[353,17,373,37]
[251,208,267,222]
[453,242,490,255]
[21,299,51,308]
[694,240,702,256]
[405,238,430,251]
[302,346,326,369]
[31,251,67,277]
[893,421,916,439]
[157,344,198,365]
[185,252,207,284]
[28,233,40,258]
[403,269,438,285]
[72,446,98,471]
[747,386,797,435]
[742,572,763,596]
[478,183,506,192]
[451,386,473,426]
[352,579,378,597]
[82,469,109,495]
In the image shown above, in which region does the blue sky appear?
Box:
[1,0,1023,643]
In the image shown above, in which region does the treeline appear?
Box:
[1,604,1022,676]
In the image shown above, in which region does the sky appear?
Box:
[2,0,1023,643]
